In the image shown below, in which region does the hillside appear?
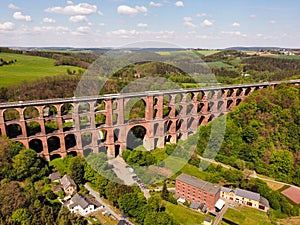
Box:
[197,83,300,185]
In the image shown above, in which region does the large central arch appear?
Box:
[126,125,147,150]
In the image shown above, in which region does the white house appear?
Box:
[65,193,96,216]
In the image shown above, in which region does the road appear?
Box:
[84,183,135,225]
[213,203,229,225]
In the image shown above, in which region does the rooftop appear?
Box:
[69,193,90,209]
[176,173,220,195]
[48,171,61,182]
[61,174,76,190]
[235,188,260,201]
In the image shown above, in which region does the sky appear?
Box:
[0,0,299,49]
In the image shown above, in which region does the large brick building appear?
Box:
[175,173,220,211]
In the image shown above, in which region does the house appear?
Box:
[65,193,97,216]
[220,187,269,211]
[48,171,61,183]
[117,220,131,225]
[61,174,77,196]
[190,202,207,213]
[176,173,220,211]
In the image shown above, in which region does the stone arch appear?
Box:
[198,115,205,126]
[61,103,74,115]
[80,115,91,129]
[98,129,107,142]
[153,109,158,118]
[26,121,41,136]
[175,93,183,103]
[206,90,214,100]
[217,101,224,111]
[164,120,173,133]
[227,89,234,97]
[163,94,171,105]
[126,125,147,150]
[187,117,195,129]
[187,104,194,115]
[197,91,205,101]
[95,113,106,127]
[236,88,243,97]
[163,106,172,118]
[114,128,120,142]
[3,109,20,122]
[244,87,252,96]
[42,105,57,117]
[176,119,183,131]
[154,123,159,135]
[165,135,172,143]
[45,119,59,134]
[236,98,242,106]
[94,99,106,111]
[197,103,205,113]
[67,151,78,157]
[175,105,183,116]
[29,139,43,153]
[208,102,214,112]
[78,102,90,114]
[124,98,146,122]
[65,134,77,150]
[63,118,74,131]
[177,133,183,140]
[208,114,215,123]
[82,132,92,147]
[6,123,22,138]
[47,136,61,152]
[112,113,118,125]
[227,100,234,109]
[186,92,194,102]
[23,106,39,119]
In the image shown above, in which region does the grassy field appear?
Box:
[206,61,235,68]
[0,53,83,87]
[164,201,213,225]
[222,206,272,225]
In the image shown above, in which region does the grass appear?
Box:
[206,61,235,68]
[195,50,221,56]
[164,201,213,225]
[223,206,272,225]
[278,216,300,225]
[0,53,83,87]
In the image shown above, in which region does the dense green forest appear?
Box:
[197,83,300,185]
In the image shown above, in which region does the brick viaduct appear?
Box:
[0,80,299,161]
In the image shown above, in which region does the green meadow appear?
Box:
[0,53,83,87]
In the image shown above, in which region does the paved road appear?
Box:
[108,157,135,185]
[213,203,229,225]
[84,183,135,225]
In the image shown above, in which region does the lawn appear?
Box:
[222,206,272,225]
[206,61,235,68]
[164,201,213,225]
[0,53,83,87]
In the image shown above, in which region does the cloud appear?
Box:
[117,5,148,16]
[76,26,91,34]
[269,20,276,24]
[8,3,20,10]
[99,23,105,26]
[175,1,184,7]
[196,13,206,17]
[183,17,196,28]
[109,29,139,36]
[67,0,74,5]
[45,3,97,15]
[137,23,148,27]
[222,31,247,37]
[202,19,213,27]
[149,1,163,7]
[98,10,104,16]
[232,22,240,27]
[32,26,70,33]
[249,14,256,18]
[69,15,89,23]
[43,18,56,23]
[0,22,15,30]
[13,12,32,22]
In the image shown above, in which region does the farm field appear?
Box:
[0,53,83,87]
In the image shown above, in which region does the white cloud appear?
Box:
[117,5,148,16]
[202,19,213,27]
[32,26,70,33]
[67,0,74,5]
[99,23,105,26]
[175,1,184,7]
[232,22,240,27]
[183,17,196,28]
[149,1,163,7]
[0,22,15,30]
[13,12,32,22]
[249,14,256,18]
[8,3,20,10]
[43,17,56,23]
[256,33,263,37]
[109,29,139,36]
[98,10,104,16]
[76,26,91,33]
[69,15,89,23]
[45,3,97,15]
[269,20,276,24]
[196,13,206,17]
[222,31,247,37]
[137,23,148,27]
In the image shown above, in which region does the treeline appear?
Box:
[0,75,81,102]
[202,50,247,62]
[197,83,300,185]
[0,58,16,66]
[242,57,300,81]
[0,47,23,54]
[0,137,87,225]
[25,51,98,69]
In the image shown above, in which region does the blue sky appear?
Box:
[0,0,299,48]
